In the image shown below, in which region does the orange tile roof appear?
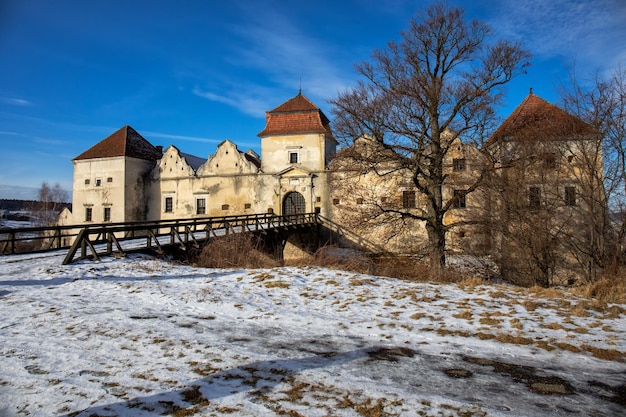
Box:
[487,93,598,146]
[73,126,162,161]
[258,93,332,137]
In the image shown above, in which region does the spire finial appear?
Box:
[529,87,533,95]
[299,77,302,95]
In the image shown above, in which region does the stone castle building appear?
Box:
[60,92,603,284]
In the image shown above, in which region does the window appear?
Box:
[196,198,206,215]
[164,196,173,213]
[333,198,340,205]
[103,207,111,222]
[453,158,466,171]
[315,207,321,214]
[85,207,92,222]
[402,191,416,209]
[544,154,557,169]
[267,207,274,214]
[565,186,576,206]
[107,177,113,183]
[84,179,90,185]
[356,198,364,205]
[453,190,466,208]
[95,178,102,187]
[316,197,321,203]
[289,151,299,164]
[529,187,541,208]
[244,203,251,209]
[221,204,229,210]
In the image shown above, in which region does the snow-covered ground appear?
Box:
[0,252,624,416]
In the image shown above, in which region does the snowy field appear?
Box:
[0,252,624,416]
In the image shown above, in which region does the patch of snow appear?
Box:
[0,252,624,416]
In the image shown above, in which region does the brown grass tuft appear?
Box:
[195,234,280,269]
[573,268,626,304]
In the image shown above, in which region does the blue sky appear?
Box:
[1,0,625,197]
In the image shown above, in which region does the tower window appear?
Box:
[453,190,466,208]
[402,191,416,209]
[85,207,92,222]
[289,151,299,164]
[529,187,541,208]
[565,186,576,206]
[103,207,111,222]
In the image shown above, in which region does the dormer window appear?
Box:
[289,151,299,164]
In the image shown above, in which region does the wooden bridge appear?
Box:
[0,213,320,265]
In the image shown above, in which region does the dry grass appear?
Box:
[573,269,626,304]
[195,234,280,269]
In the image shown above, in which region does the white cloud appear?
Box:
[0,96,32,106]
[491,0,626,70]
[143,129,224,145]
[190,6,352,116]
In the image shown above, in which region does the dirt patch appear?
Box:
[464,356,575,395]
[367,347,417,362]
[444,368,473,378]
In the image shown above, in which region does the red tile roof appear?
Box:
[73,126,162,161]
[487,93,598,146]
[258,93,332,137]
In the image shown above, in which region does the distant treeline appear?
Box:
[0,199,72,212]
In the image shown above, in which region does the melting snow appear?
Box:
[0,252,624,416]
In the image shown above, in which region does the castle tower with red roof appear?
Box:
[258,92,337,173]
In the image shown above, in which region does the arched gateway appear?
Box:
[282,191,306,216]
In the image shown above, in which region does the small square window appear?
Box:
[453,158,466,171]
[107,177,113,183]
[244,203,251,209]
[333,198,340,205]
[565,186,576,206]
[316,197,321,203]
[84,179,90,185]
[289,152,299,164]
[222,204,230,211]
[315,207,321,214]
[267,208,274,214]
[356,198,364,205]
[402,191,416,209]
[95,178,102,187]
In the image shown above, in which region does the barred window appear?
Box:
[164,197,173,213]
[453,158,466,171]
[402,191,416,209]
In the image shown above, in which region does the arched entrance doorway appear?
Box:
[283,191,306,217]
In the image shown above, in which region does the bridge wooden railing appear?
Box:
[0,213,319,264]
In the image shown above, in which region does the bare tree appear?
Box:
[559,64,626,269]
[330,3,530,267]
[35,181,69,226]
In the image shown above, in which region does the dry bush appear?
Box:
[573,268,626,304]
[310,247,468,283]
[195,234,280,269]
